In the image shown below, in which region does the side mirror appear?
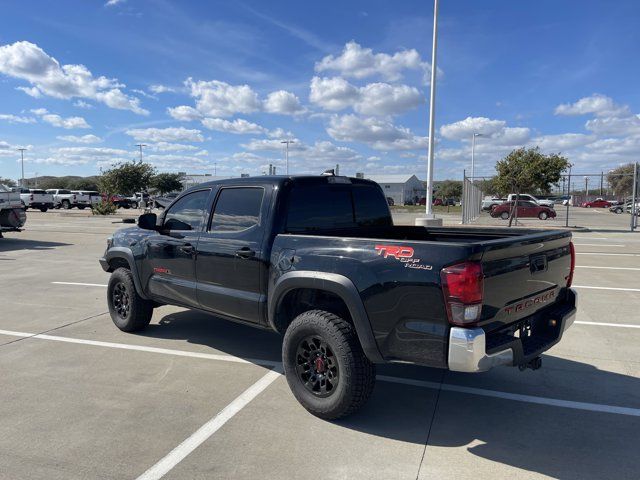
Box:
[137,213,157,231]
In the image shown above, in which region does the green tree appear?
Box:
[69,176,100,191]
[150,173,184,195]
[99,161,155,196]
[436,180,462,199]
[607,163,636,196]
[495,147,569,226]
[0,177,16,187]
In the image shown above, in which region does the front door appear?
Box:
[196,186,268,323]
[144,189,211,307]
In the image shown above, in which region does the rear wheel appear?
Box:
[40,207,48,212]
[500,211,509,220]
[78,205,86,210]
[538,211,548,220]
[282,310,376,420]
[107,267,154,332]
[131,201,139,209]
[62,200,71,210]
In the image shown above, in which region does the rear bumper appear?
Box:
[448,289,577,372]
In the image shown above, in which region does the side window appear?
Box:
[210,187,264,233]
[164,190,210,231]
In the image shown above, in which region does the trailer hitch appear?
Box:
[518,356,542,371]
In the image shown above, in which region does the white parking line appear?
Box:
[0,329,274,367]
[575,321,640,329]
[576,266,640,271]
[573,285,640,292]
[572,237,610,240]
[379,376,640,417]
[573,244,625,247]
[136,368,282,480]
[52,282,108,287]
[1,328,639,420]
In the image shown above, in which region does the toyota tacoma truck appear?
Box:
[100,175,577,419]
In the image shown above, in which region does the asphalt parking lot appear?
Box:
[1,210,639,480]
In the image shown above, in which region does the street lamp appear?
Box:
[471,133,483,182]
[584,176,589,199]
[135,144,147,162]
[17,148,27,187]
[416,0,443,226]
[281,140,294,175]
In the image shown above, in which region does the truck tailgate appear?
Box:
[479,231,572,332]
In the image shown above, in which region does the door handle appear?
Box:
[235,247,255,259]
[179,244,194,254]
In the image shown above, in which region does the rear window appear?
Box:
[30,190,46,194]
[286,182,391,232]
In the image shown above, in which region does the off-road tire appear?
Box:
[107,267,153,332]
[282,310,376,420]
[538,211,548,220]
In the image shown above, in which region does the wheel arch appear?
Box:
[104,247,149,299]
[269,271,384,363]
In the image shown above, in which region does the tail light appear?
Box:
[30,194,34,201]
[566,242,575,287]
[440,262,484,326]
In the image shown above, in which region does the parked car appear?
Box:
[127,192,151,209]
[46,189,78,209]
[490,201,557,220]
[582,198,613,208]
[14,188,54,212]
[71,190,102,209]
[101,194,133,209]
[610,201,640,215]
[0,183,26,236]
[100,174,577,419]
[505,194,555,208]
[431,198,442,206]
[482,197,506,211]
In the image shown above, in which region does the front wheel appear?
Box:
[62,200,71,210]
[282,310,376,420]
[500,211,509,220]
[40,207,48,212]
[538,211,549,220]
[107,267,154,332]
[77,205,86,210]
[130,201,139,209]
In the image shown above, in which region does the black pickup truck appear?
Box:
[100,174,577,419]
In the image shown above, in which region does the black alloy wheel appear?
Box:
[295,335,339,397]
[112,282,131,320]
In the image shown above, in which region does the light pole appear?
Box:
[416,0,443,226]
[471,133,483,182]
[135,144,147,162]
[281,140,294,175]
[18,148,26,187]
[584,176,589,200]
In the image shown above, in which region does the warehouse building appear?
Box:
[363,174,426,205]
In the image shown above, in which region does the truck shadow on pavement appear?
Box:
[0,238,71,252]
[142,309,639,480]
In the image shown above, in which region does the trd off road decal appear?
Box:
[153,267,171,274]
[374,245,433,270]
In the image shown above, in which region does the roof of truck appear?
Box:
[187,175,378,190]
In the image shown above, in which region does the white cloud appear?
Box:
[267,128,294,139]
[0,113,36,124]
[554,94,628,117]
[146,142,203,153]
[73,100,94,109]
[201,118,267,135]
[0,41,148,115]
[326,114,427,150]
[309,77,423,116]
[125,127,204,143]
[304,141,361,163]
[263,90,304,115]
[309,76,360,111]
[585,115,640,136]
[31,157,90,166]
[105,0,126,7]
[186,78,261,117]
[167,105,202,121]
[440,116,507,140]
[532,133,596,151]
[31,108,90,129]
[57,134,103,144]
[149,84,176,94]
[315,41,430,81]
[56,147,128,156]
[242,137,303,152]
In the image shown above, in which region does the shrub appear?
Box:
[91,201,118,215]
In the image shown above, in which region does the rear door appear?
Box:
[479,232,572,330]
[196,186,269,323]
[143,188,211,307]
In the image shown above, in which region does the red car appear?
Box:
[582,198,612,208]
[490,201,556,220]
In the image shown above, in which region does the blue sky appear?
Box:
[1,0,640,181]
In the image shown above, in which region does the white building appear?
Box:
[364,174,426,205]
